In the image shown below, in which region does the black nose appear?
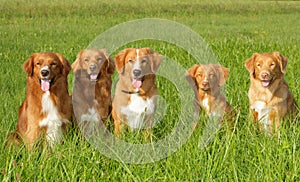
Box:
[89,65,96,71]
[133,69,141,77]
[41,70,49,77]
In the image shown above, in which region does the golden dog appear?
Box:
[186,64,235,127]
[245,52,298,132]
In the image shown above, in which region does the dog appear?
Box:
[245,52,298,133]
[112,48,162,137]
[186,64,235,127]
[6,52,72,149]
[72,49,115,134]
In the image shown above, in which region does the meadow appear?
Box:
[1,0,300,181]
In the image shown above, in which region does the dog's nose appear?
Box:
[261,72,269,79]
[133,69,142,77]
[202,81,209,87]
[89,65,96,72]
[41,70,49,77]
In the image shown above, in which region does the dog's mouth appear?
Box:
[89,73,100,82]
[131,77,144,89]
[261,79,272,87]
[201,87,210,91]
[40,79,52,92]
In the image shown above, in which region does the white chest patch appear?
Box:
[39,91,69,148]
[250,101,272,130]
[80,107,100,123]
[121,94,155,129]
[202,97,210,112]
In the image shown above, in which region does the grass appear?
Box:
[1,0,300,181]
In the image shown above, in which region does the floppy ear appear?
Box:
[115,48,130,74]
[72,50,85,72]
[101,49,115,75]
[23,53,37,77]
[107,57,115,75]
[273,52,288,74]
[216,64,229,86]
[244,53,259,76]
[55,53,71,76]
[185,64,200,87]
[150,51,162,73]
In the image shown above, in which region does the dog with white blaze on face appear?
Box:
[6,52,72,150]
[112,48,162,138]
[72,49,115,135]
[245,52,298,134]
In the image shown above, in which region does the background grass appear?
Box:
[1,0,300,181]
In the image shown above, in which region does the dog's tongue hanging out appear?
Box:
[132,79,142,88]
[90,74,98,81]
[262,81,270,87]
[41,80,50,91]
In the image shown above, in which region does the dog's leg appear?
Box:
[112,109,123,138]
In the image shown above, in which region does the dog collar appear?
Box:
[121,90,139,94]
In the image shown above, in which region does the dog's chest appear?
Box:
[202,97,210,112]
[39,91,68,147]
[121,94,155,129]
[250,101,272,130]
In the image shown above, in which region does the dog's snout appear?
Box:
[89,65,96,72]
[41,70,49,77]
[261,72,269,79]
[133,69,142,77]
[202,81,209,87]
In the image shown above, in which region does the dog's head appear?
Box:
[23,52,71,92]
[186,64,229,92]
[72,49,115,82]
[244,52,287,88]
[114,48,162,89]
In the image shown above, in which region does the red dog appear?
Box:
[7,52,72,149]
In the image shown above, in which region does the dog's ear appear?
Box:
[23,53,37,76]
[72,50,85,72]
[115,48,131,74]
[185,64,200,87]
[216,64,229,86]
[107,57,115,75]
[101,49,115,75]
[56,53,71,76]
[273,52,288,74]
[245,53,259,76]
[150,51,162,73]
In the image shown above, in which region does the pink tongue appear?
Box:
[262,81,270,87]
[90,74,98,80]
[41,80,50,91]
[132,79,142,88]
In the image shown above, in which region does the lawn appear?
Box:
[1,0,300,181]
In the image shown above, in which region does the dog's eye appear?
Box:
[36,62,40,66]
[97,57,102,61]
[141,59,147,64]
[84,58,89,62]
[50,62,57,66]
[128,60,134,63]
[256,63,260,67]
[270,63,275,67]
[197,73,202,77]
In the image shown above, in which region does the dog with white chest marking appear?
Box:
[245,52,298,133]
[72,49,115,134]
[186,64,236,128]
[112,48,162,137]
[6,52,72,149]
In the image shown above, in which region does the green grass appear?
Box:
[1,0,300,181]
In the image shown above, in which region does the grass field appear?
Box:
[1,0,300,181]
